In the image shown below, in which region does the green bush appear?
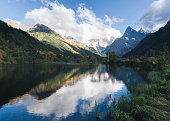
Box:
[132,96,146,106]
[116,95,131,112]
[148,71,160,82]
[114,109,134,121]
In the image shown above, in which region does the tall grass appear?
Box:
[96,64,170,121]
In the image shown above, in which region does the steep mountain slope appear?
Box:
[124,20,170,57]
[103,26,149,57]
[28,24,102,57]
[0,20,76,64]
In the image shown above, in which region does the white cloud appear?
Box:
[104,15,114,25]
[23,1,122,44]
[140,0,170,31]
[152,23,166,31]
[112,16,125,24]
[104,15,125,26]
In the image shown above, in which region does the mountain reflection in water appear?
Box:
[0,64,147,121]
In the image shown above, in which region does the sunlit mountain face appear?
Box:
[0,64,147,121]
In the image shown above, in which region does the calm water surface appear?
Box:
[0,64,147,121]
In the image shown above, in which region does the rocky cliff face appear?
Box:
[103,26,149,57]
[124,20,170,57]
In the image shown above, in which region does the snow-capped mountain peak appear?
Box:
[124,26,136,36]
[87,36,120,52]
[138,27,147,34]
[103,26,150,57]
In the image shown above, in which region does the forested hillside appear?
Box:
[0,20,77,64]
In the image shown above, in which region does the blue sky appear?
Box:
[0,0,170,43]
[0,0,154,33]
[58,0,155,32]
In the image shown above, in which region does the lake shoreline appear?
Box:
[97,62,170,121]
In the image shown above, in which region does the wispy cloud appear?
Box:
[23,1,122,44]
[104,15,125,26]
[140,0,170,31]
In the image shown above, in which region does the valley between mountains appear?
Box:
[1,20,169,64]
[1,1,170,121]
[0,16,170,121]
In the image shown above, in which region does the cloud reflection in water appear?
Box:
[25,69,128,120]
